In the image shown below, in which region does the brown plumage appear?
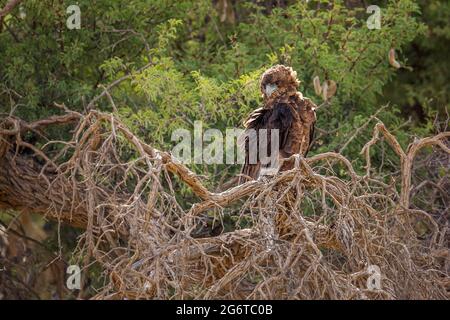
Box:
[239,65,316,183]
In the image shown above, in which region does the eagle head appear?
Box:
[260,65,300,101]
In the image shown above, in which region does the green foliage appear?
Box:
[385,0,450,124]
[1,0,445,183]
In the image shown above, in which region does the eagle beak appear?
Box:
[265,84,278,97]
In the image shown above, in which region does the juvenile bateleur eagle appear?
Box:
[239,65,317,183]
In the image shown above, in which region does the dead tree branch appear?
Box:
[0,111,448,299]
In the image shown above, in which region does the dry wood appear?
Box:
[0,110,448,299]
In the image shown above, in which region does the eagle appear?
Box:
[239,65,317,183]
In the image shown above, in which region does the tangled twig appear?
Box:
[0,110,448,299]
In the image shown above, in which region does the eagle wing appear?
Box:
[279,97,316,171]
[301,98,317,157]
[305,120,315,157]
[239,103,295,183]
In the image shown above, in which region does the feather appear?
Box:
[239,66,317,183]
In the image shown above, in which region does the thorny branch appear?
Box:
[0,109,449,299]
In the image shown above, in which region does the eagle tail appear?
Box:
[238,163,260,184]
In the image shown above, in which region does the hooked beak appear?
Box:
[265,84,278,97]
